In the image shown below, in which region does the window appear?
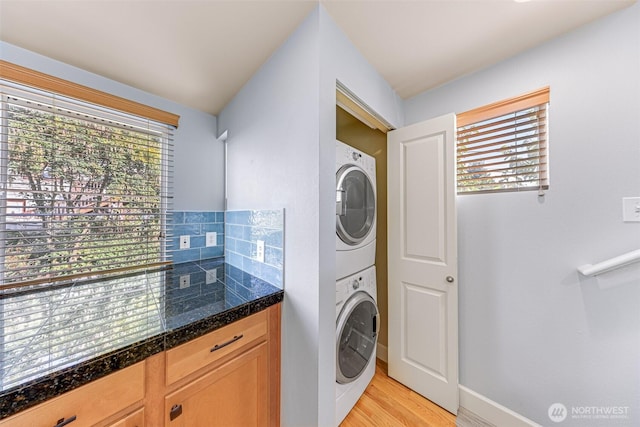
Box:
[456,87,549,194]
[0,61,178,290]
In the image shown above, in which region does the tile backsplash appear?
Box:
[170,211,224,263]
[225,210,284,289]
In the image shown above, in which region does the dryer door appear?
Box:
[336,291,379,384]
[336,165,376,246]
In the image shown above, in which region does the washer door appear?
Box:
[336,165,376,246]
[336,291,379,384]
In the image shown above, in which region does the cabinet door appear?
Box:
[165,343,268,427]
[107,408,144,427]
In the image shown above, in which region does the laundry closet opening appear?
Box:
[336,104,389,358]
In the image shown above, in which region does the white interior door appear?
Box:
[387,113,458,414]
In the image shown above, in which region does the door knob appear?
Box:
[446,276,455,283]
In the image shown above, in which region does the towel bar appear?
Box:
[577,249,640,277]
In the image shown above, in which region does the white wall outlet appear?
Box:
[205,232,217,247]
[256,240,265,263]
[206,268,218,284]
[179,235,190,249]
[623,197,640,222]
[179,275,190,289]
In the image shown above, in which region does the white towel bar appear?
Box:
[577,249,640,277]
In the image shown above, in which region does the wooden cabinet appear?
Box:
[158,304,281,427]
[165,343,268,426]
[0,303,281,427]
[0,362,144,427]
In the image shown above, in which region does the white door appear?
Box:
[387,113,458,414]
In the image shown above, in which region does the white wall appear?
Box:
[217,9,323,426]
[218,5,403,426]
[0,42,223,211]
[317,7,403,426]
[405,4,640,426]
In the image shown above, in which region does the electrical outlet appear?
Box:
[623,197,640,222]
[256,240,265,263]
[179,275,190,289]
[206,232,217,247]
[206,268,218,284]
[179,235,190,249]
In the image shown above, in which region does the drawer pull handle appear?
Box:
[170,404,183,421]
[210,334,244,352]
[53,415,77,427]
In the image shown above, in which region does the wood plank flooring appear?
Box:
[340,359,457,427]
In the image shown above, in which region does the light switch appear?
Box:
[256,240,265,263]
[206,232,217,247]
[623,197,640,222]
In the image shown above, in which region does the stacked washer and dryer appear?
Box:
[335,140,380,426]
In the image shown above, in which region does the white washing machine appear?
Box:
[335,265,379,426]
[336,140,377,280]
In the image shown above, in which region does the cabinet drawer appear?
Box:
[0,362,144,427]
[166,310,267,385]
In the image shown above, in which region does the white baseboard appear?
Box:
[379,349,536,426]
[376,342,388,363]
[458,385,541,427]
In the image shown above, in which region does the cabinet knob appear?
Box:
[170,404,183,421]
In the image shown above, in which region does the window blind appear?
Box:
[456,87,550,195]
[0,77,175,290]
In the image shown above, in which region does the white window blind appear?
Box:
[0,73,175,290]
[456,87,550,195]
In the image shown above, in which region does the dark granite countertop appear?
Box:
[0,258,283,419]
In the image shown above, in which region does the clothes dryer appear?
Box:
[336,140,376,280]
[335,265,379,426]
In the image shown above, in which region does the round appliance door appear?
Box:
[336,165,376,246]
[336,291,379,384]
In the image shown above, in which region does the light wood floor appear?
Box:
[340,359,457,427]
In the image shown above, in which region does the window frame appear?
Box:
[456,87,550,195]
[0,61,179,290]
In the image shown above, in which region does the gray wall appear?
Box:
[405,4,640,426]
[0,42,223,211]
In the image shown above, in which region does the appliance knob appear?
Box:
[352,280,360,290]
[352,152,359,161]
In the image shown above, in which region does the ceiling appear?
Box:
[0,0,635,116]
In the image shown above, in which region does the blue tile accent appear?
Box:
[225,237,236,252]
[201,246,224,259]
[235,239,251,257]
[201,223,223,234]
[265,247,283,269]
[172,248,200,264]
[173,224,201,236]
[170,211,225,263]
[224,209,284,289]
[225,224,243,240]
[226,251,243,269]
[190,235,205,249]
[171,211,185,224]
